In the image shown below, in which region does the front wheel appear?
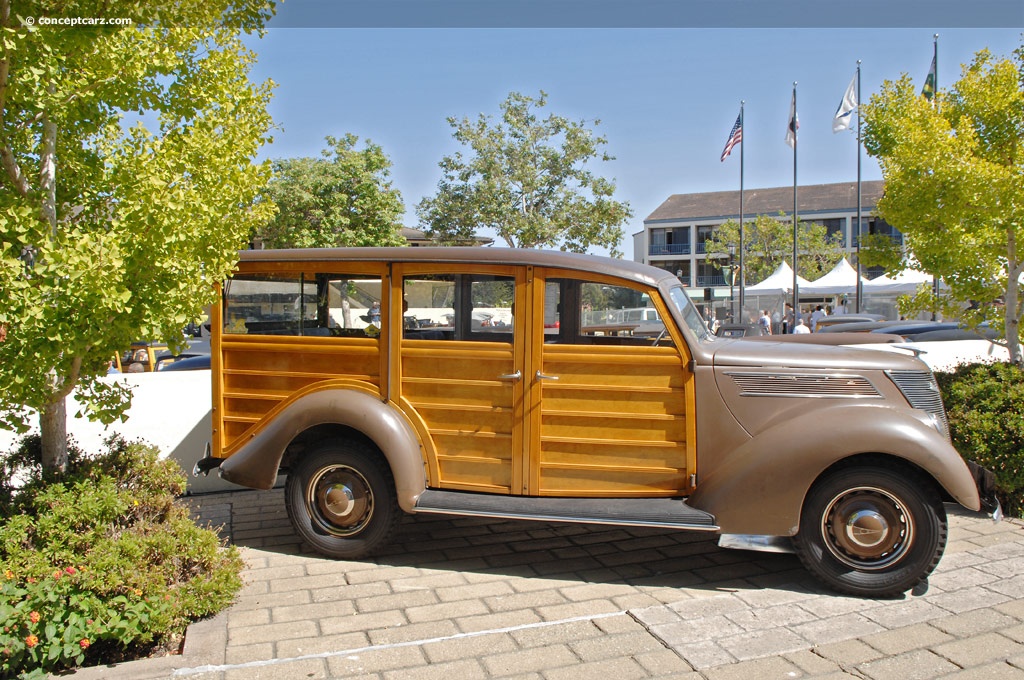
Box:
[793,465,947,598]
[285,440,401,559]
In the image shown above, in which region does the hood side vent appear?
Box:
[726,372,883,399]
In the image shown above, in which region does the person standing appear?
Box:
[783,302,796,334]
[793,317,811,334]
[758,310,773,336]
[810,305,827,332]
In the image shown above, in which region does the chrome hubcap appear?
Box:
[821,486,913,571]
[306,464,373,538]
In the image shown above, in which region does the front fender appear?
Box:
[688,402,981,536]
[218,381,426,511]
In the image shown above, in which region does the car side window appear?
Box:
[542,278,668,346]
[402,274,514,342]
[223,273,382,338]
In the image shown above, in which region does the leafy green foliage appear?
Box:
[0,436,244,678]
[706,214,845,286]
[862,43,1024,364]
[417,91,632,255]
[258,134,406,249]
[936,362,1024,517]
[0,0,277,469]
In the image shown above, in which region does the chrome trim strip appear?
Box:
[886,369,949,439]
[718,534,795,554]
[724,372,884,399]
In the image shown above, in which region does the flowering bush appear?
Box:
[0,436,243,678]
[0,566,168,679]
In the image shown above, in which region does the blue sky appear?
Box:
[242,14,1022,258]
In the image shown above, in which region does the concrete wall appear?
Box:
[0,371,242,495]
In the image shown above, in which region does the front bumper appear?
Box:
[966,459,1002,521]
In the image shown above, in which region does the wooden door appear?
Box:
[397,265,528,494]
[525,272,695,497]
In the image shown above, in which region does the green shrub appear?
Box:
[936,361,1024,517]
[0,436,243,679]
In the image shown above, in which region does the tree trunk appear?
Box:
[1007,276,1022,367]
[40,398,69,473]
[1008,231,1022,367]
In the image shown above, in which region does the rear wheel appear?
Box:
[793,465,947,597]
[285,440,401,559]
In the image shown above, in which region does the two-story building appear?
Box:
[634,180,900,291]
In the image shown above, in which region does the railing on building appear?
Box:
[852,233,904,247]
[648,243,691,256]
[696,275,727,287]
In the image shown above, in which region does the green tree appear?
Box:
[417,91,632,255]
[706,214,845,286]
[258,134,406,249]
[863,44,1024,365]
[0,1,276,472]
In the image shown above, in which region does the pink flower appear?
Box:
[24,634,38,648]
[28,611,40,624]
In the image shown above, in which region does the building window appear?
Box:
[654,262,690,286]
[696,261,725,287]
[649,227,690,256]
[819,218,846,245]
[854,218,904,247]
[696,225,718,254]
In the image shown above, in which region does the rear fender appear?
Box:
[218,381,426,511]
[688,402,981,536]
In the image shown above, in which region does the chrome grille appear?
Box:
[887,370,950,439]
[727,373,883,399]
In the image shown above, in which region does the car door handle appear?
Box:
[535,370,559,381]
[498,370,522,382]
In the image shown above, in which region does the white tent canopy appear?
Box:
[863,268,934,293]
[745,260,812,296]
[803,258,869,295]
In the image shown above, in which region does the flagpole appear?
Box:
[855,61,863,313]
[792,83,799,321]
[738,101,745,322]
[931,34,939,321]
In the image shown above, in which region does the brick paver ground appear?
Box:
[66,489,1024,679]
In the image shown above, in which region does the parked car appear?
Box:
[871,321,1000,343]
[113,341,168,373]
[715,323,763,338]
[818,319,923,334]
[158,354,211,371]
[154,338,211,370]
[813,314,886,333]
[196,248,999,597]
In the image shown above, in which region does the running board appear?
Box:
[413,490,719,531]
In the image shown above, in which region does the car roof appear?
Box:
[815,314,885,327]
[818,319,920,333]
[238,247,681,290]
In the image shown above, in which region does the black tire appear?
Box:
[285,440,401,559]
[793,465,947,598]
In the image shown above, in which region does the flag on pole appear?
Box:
[785,90,799,148]
[832,72,858,133]
[921,54,936,100]
[720,113,743,161]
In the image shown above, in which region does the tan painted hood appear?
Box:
[709,335,927,372]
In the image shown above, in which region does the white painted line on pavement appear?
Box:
[171,610,629,676]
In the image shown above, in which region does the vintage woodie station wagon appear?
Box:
[195,247,1000,597]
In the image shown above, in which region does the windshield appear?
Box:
[669,286,714,343]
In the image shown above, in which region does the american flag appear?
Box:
[720,114,743,162]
